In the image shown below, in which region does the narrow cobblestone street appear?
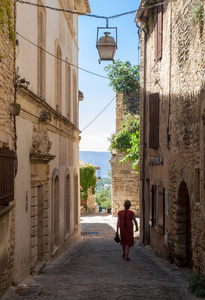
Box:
[9,214,198,300]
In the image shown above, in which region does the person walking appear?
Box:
[98,204,102,213]
[116,200,138,261]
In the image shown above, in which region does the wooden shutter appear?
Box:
[0,148,15,206]
[149,93,160,149]
[149,186,154,226]
[149,185,157,227]
[158,186,164,234]
[155,2,163,62]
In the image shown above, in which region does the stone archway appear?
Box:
[64,169,71,238]
[51,168,60,253]
[174,181,193,267]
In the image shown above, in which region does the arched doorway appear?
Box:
[74,171,79,228]
[174,181,193,267]
[54,175,60,246]
[65,172,71,237]
[51,168,60,253]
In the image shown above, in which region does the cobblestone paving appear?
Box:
[13,214,198,300]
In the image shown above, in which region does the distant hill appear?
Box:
[79,151,111,178]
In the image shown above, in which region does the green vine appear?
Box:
[188,0,204,30]
[109,115,140,170]
[0,0,15,42]
[80,166,97,209]
[141,0,155,34]
[188,273,205,298]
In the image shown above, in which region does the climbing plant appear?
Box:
[0,0,15,41]
[109,115,140,170]
[188,0,204,29]
[80,166,97,209]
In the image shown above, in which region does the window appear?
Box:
[73,71,77,126]
[38,5,46,99]
[53,175,60,246]
[158,186,164,234]
[149,93,160,149]
[0,148,15,207]
[66,61,71,120]
[150,185,165,234]
[149,185,157,227]
[55,45,62,113]
[155,1,163,62]
[65,173,70,236]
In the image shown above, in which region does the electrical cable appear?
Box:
[81,96,116,132]
[16,30,116,131]
[16,0,176,19]
[16,31,116,131]
[16,32,109,80]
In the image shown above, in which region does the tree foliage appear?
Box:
[96,178,111,194]
[109,115,140,170]
[104,60,140,94]
[80,166,97,208]
[96,190,111,210]
[105,60,140,172]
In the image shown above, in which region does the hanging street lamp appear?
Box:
[96,19,117,63]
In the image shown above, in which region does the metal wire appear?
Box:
[16,32,109,80]
[81,96,116,132]
[16,0,176,19]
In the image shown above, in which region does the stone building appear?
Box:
[136,0,205,273]
[12,0,90,284]
[79,160,99,214]
[0,0,16,297]
[110,93,140,217]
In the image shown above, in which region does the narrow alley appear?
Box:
[6,214,197,300]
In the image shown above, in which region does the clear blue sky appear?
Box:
[78,0,140,152]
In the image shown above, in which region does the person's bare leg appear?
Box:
[122,245,126,258]
[126,246,130,260]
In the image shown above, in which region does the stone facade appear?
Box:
[110,93,140,217]
[110,153,140,217]
[136,0,205,273]
[11,0,90,284]
[0,0,15,297]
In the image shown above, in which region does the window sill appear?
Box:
[64,233,71,241]
[0,205,14,217]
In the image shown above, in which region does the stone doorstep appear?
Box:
[37,262,46,275]
[1,287,22,300]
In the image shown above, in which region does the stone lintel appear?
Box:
[30,152,56,163]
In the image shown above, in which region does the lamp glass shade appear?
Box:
[96,32,117,61]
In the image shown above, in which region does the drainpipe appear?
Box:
[137,24,147,244]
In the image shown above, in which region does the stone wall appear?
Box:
[111,90,140,218]
[110,153,140,217]
[137,0,205,272]
[0,0,15,149]
[0,0,15,297]
[86,188,98,214]
[116,94,124,132]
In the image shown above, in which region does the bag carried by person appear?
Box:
[114,232,120,243]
